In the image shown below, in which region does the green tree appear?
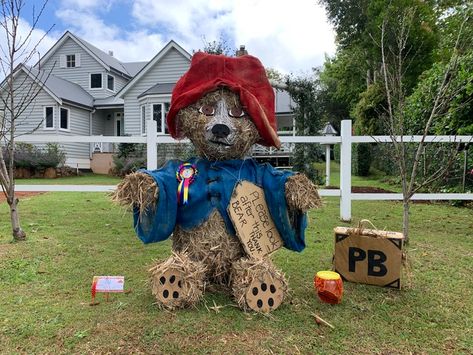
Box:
[193,35,236,56]
[286,74,324,183]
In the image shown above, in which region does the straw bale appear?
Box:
[172,210,245,285]
[111,172,157,216]
[149,251,207,310]
[176,88,260,161]
[230,257,288,312]
[285,173,322,212]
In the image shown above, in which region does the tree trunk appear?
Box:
[402,199,410,245]
[9,197,26,241]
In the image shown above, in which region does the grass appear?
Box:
[314,161,401,192]
[1,191,472,354]
[15,172,121,185]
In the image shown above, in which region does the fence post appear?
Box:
[340,119,352,222]
[147,120,158,170]
[325,144,331,186]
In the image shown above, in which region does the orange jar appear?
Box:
[314,271,343,304]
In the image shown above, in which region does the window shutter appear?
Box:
[59,55,66,68]
[76,53,81,67]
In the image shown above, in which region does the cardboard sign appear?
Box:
[92,276,125,293]
[228,181,283,258]
[333,227,404,289]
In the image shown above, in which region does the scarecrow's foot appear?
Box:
[149,252,206,310]
[231,258,288,313]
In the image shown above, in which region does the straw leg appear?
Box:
[149,252,206,310]
[230,257,288,313]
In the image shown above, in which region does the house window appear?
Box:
[152,103,170,134]
[141,105,146,134]
[90,73,102,89]
[66,54,76,68]
[60,107,69,130]
[44,106,54,129]
[107,74,115,91]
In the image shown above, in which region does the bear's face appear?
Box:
[176,88,260,161]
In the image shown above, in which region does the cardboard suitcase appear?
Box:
[333,222,405,289]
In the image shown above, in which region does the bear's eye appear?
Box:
[228,107,245,118]
[198,105,215,116]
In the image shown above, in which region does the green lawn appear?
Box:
[314,161,401,192]
[15,172,121,185]
[0,193,472,354]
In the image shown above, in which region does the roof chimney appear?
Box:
[108,50,114,57]
[235,45,248,57]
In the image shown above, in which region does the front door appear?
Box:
[114,112,123,136]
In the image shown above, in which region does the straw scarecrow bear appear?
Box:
[114,52,321,312]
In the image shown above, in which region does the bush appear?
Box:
[2,143,65,169]
[354,144,372,176]
[112,143,147,176]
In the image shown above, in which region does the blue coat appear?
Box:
[134,158,308,252]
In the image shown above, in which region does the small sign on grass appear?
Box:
[90,276,126,305]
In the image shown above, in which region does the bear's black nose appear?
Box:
[211,124,230,138]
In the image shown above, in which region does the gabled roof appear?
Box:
[36,31,131,77]
[17,65,94,109]
[117,40,191,98]
[122,61,148,77]
[94,96,124,108]
[138,82,175,98]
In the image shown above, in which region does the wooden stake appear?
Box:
[312,313,335,329]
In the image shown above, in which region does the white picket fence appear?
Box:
[16,120,473,221]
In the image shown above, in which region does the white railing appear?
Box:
[15,120,473,221]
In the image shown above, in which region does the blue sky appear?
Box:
[17,0,335,75]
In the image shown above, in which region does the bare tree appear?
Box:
[0,0,53,241]
[378,8,471,243]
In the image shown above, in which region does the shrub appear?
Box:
[112,143,147,176]
[354,144,372,176]
[2,143,65,169]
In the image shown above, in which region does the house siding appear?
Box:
[59,104,92,165]
[123,48,190,135]
[9,71,92,166]
[39,38,121,99]
[11,72,59,136]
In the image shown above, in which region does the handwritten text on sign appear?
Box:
[228,181,283,258]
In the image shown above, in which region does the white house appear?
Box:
[5,31,295,170]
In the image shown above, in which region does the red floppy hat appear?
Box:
[167,52,281,148]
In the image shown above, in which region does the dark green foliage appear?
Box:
[286,75,324,183]
[354,144,372,176]
[112,143,146,176]
[318,0,439,129]
[319,48,366,126]
[405,51,473,135]
[352,83,386,135]
[2,143,65,169]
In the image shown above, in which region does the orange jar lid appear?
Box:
[316,271,341,281]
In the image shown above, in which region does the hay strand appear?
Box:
[285,173,322,212]
[111,172,158,216]
[172,210,244,285]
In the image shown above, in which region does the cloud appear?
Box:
[49,0,334,73]
[0,16,58,75]
[130,0,335,73]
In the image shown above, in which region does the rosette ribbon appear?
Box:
[176,163,198,205]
